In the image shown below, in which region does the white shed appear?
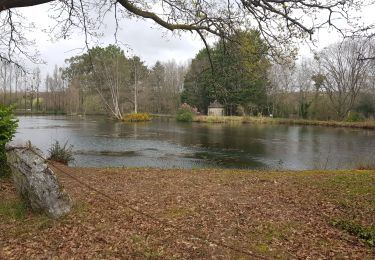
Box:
[208,101,225,116]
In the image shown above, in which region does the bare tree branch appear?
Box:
[0,0,374,65]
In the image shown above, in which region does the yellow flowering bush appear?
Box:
[123,113,152,122]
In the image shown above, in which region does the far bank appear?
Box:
[192,115,375,130]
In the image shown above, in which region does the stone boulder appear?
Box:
[6,144,72,218]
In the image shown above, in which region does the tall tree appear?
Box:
[294,58,314,119]
[163,60,188,112]
[129,56,148,114]
[64,45,133,119]
[183,30,270,115]
[34,67,41,111]
[316,39,374,119]
[181,51,211,113]
[149,61,165,114]
[1,61,8,104]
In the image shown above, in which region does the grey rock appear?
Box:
[6,144,72,218]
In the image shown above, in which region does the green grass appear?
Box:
[333,220,375,247]
[0,199,28,220]
[0,170,11,180]
[0,198,89,239]
[246,221,297,258]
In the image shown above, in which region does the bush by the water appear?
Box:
[47,141,75,165]
[0,105,18,178]
[123,113,152,122]
[176,103,197,122]
[346,111,364,122]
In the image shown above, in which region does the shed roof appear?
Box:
[208,100,224,108]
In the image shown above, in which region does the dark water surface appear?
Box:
[15,116,375,170]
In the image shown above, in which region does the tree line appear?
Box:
[268,39,375,120]
[0,62,69,114]
[1,35,375,121]
[62,45,187,119]
[182,33,375,121]
[1,1,375,122]
[0,45,188,118]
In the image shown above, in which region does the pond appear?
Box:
[14,115,375,170]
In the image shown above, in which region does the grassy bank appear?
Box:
[193,115,375,130]
[1,167,374,259]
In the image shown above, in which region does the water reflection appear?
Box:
[15,116,375,170]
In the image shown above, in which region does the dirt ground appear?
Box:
[1,166,374,259]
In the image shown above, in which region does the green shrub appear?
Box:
[123,113,152,122]
[346,111,363,122]
[176,103,195,122]
[0,105,18,178]
[176,110,193,122]
[47,141,75,165]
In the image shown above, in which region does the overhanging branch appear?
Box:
[0,0,52,11]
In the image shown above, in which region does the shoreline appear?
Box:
[193,115,375,130]
[14,113,375,130]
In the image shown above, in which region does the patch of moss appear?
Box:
[163,207,192,219]
[73,201,89,215]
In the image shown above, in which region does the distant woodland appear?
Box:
[1,32,375,121]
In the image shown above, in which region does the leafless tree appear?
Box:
[0,60,9,104]
[14,64,20,105]
[45,66,64,112]
[133,59,138,114]
[53,65,65,111]
[92,54,131,120]
[267,61,295,116]
[0,0,374,65]
[162,60,188,112]
[64,78,80,114]
[0,8,40,65]
[316,39,375,119]
[293,58,315,118]
[34,67,41,111]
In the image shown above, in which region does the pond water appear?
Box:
[14,116,375,170]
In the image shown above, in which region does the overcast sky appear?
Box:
[18,2,375,77]
[20,4,205,76]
